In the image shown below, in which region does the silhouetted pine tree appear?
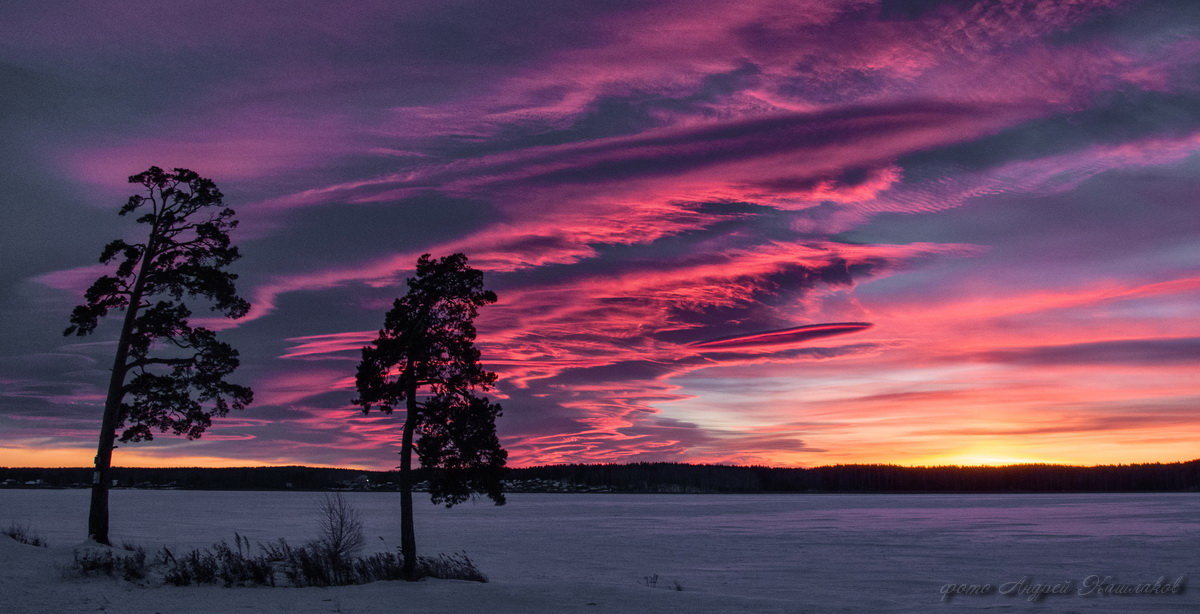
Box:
[64,167,251,544]
[354,253,506,579]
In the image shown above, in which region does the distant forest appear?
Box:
[2,460,1197,493]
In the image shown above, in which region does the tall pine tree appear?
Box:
[65,167,252,544]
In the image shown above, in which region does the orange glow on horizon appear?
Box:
[0,447,376,471]
[1,443,1196,470]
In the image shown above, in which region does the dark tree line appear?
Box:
[0,466,375,490]
[4,460,1197,493]
[512,461,1200,492]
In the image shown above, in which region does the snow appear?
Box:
[1,490,1197,612]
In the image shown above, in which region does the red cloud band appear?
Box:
[690,322,873,351]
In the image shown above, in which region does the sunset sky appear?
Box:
[1,0,1197,470]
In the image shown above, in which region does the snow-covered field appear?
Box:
[1,490,1196,612]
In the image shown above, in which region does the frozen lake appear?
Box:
[2,490,1197,612]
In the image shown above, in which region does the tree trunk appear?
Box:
[89,236,156,545]
[88,312,135,545]
[399,385,418,580]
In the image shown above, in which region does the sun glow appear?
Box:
[909,445,1064,467]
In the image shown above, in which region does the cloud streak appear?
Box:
[691,323,873,351]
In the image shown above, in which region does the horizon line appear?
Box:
[4,458,1197,472]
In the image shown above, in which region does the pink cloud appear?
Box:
[12,0,1199,469]
[280,332,377,361]
[690,323,873,351]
